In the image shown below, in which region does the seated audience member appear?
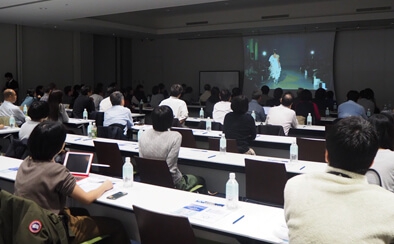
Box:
[223,95,256,155]
[20,89,36,107]
[139,106,206,191]
[62,85,74,108]
[204,86,220,118]
[266,87,283,107]
[259,85,272,106]
[35,85,44,100]
[14,121,129,243]
[313,88,327,114]
[0,89,26,126]
[231,87,241,99]
[40,83,56,102]
[213,89,232,124]
[266,92,298,135]
[325,90,336,111]
[338,90,367,119]
[72,85,95,118]
[103,91,134,134]
[159,84,188,124]
[90,83,104,111]
[366,113,394,192]
[99,86,117,112]
[248,90,266,122]
[199,84,211,105]
[19,101,49,140]
[292,87,304,109]
[295,89,321,124]
[150,85,164,108]
[48,90,69,123]
[358,89,375,116]
[284,117,394,243]
[181,86,194,105]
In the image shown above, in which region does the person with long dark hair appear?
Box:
[48,90,69,123]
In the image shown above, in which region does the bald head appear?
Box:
[3,89,17,103]
[281,92,294,107]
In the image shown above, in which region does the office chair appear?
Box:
[297,137,326,162]
[97,124,128,141]
[93,141,123,178]
[207,137,238,153]
[170,127,197,148]
[258,124,285,136]
[245,158,288,207]
[133,205,196,244]
[197,121,223,131]
[134,156,175,189]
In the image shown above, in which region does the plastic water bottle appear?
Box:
[138,129,144,141]
[226,173,239,210]
[91,122,97,138]
[199,107,204,119]
[23,104,28,115]
[206,117,212,131]
[122,157,133,187]
[306,113,312,126]
[220,133,226,154]
[83,108,88,120]
[87,121,92,138]
[366,108,371,117]
[9,115,15,128]
[333,102,337,111]
[290,140,298,163]
[325,107,330,117]
[251,110,256,121]
[383,104,388,111]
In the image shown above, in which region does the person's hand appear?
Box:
[101,180,113,191]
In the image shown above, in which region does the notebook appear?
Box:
[63,152,94,181]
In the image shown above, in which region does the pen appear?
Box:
[202,132,208,134]
[74,138,82,141]
[299,166,305,170]
[195,200,224,207]
[232,215,245,224]
[83,138,92,141]
[208,155,216,158]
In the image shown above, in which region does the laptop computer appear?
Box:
[63,151,94,181]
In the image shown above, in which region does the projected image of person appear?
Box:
[269,49,281,84]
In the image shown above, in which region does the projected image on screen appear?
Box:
[243,32,335,94]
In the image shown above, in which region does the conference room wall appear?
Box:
[0,24,17,101]
[131,28,393,109]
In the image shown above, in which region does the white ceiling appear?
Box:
[0,0,392,38]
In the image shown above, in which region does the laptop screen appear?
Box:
[63,152,93,176]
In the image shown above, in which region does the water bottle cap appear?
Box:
[125,157,131,163]
[229,172,235,179]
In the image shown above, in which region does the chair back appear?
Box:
[94,112,105,126]
[134,156,175,188]
[170,127,197,148]
[5,138,29,159]
[208,137,238,153]
[258,124,285,136]
[97,125,126,140]
[93,141,123,177]
[133,205,196,244]
[245,158,287,207]
[297,137,326,162]
[197,121,223,131]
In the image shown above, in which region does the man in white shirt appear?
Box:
[159,84,188,124]
[213,89,232,124]
[266,92,298,135]
[103,91,134,134]
[0,89,26,126]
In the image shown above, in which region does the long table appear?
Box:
[133,125,295,158]
[0,156,288,243]
[65,134,327,195]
